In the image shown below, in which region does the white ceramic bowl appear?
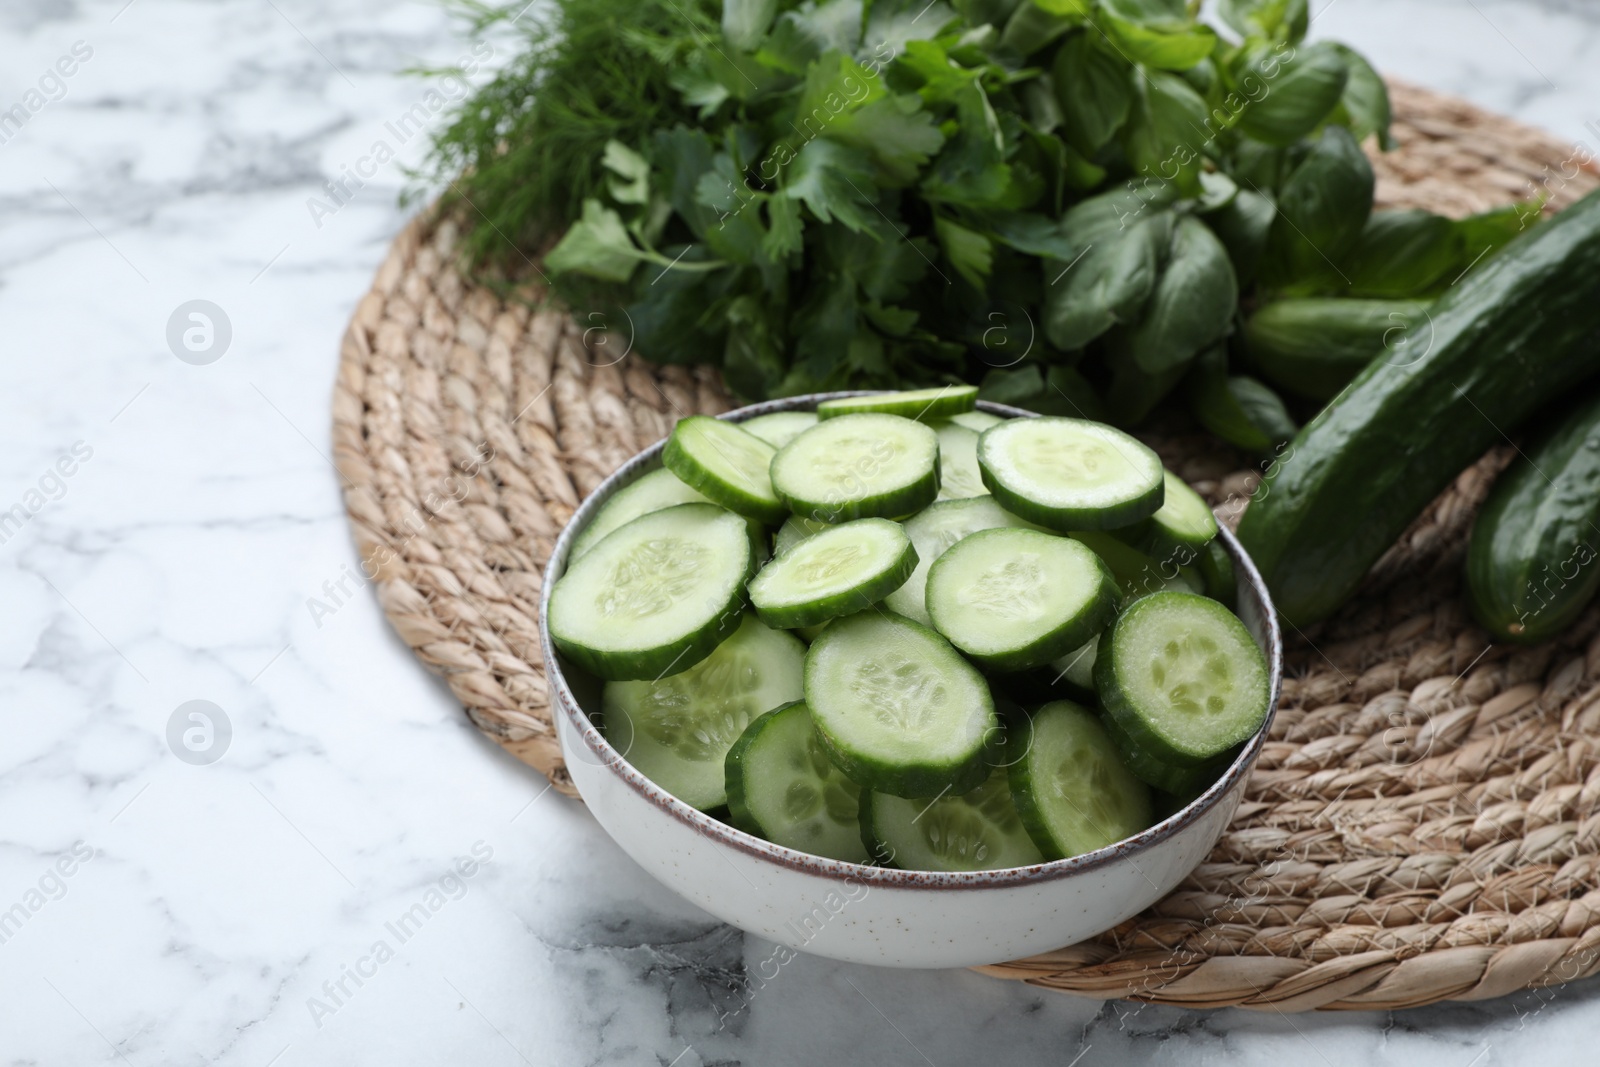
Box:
[542,393,1283,969]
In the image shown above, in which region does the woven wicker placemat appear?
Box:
[333,79,1600,1010]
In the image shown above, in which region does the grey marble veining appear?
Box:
[1,1,1598,1064]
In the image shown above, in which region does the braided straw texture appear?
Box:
[333,79,1600,1009]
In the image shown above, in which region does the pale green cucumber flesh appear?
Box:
[774,514,832,556]
[925,528,1117,672]
[571,467,709,560]
[862,767,1043,872]
[1009,701,1152,860]
[884,496,1041,626]
[978,417,1164,531]
[549,503,752,681]
[771,413,940,522]
[741,411,819,448]
[949,410,1003,432]
[1099,707,1232,796]
[817,385,979,421]
[805,612,998,798]
[1095,591,1270,766]
[749,518,917,629]
[725,701,868,862]
[604,614,805,811]
[934,421,989,500]
[663,416,787,524]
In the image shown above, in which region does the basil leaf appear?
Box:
[1042,210,1173,350]
[1119,215,1238,375]
[1121,71,1210,195]
[1099,0,1185,20]
[1343,209,1461,297]
[1263,125,1373,284]
[1185,347,1297,453]
[723,0,780,52]
[1327,43,1392,149]
[1106,349,1188,424]
[1052,31,1133,155]
[1455,202,1541,268]
[1205,187,1275,286]
[1233,41,1348,147]
[998,0,1078,55]
[1214,0,1308,42]
[1101,14,1217,72]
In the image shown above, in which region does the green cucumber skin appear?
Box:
[1243,298,1430,401]
[1237,190,1600,627]
[817,386,979,422]
[750,528,919,630]
[724,701,798,840]
[1466,394,1600,644]
[1005,702,1150,861]
[1099,706,1231,796]
[778,474,939,525]
[662,417,789,525]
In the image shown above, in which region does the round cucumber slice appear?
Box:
[770,413,939,522]
[949,410,1002,432]
[571,467,710,560]
[774,514,832,556]
[663,415,787,524]
[1094,590,1270,766]
[1009,701,1152,860]
[741,411,819,448]
[883,496,1041,626]
[725,701,869,862]
[816,385,979,422]
[978,417,1164,531]
[861,767,1043,872]
[934,421,988,500]
[805,612,998,798]
[749,519,917,629]
[926,529,1117,672]
[1113,470,1219,559]
[549,503,752,681]
[604,614,805,811]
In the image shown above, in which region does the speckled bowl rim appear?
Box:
[540,393,1283,890]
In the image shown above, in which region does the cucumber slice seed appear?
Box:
[549,503,753,681]
[663,415,788,524]
[749,518,918,630]
[571,467,709,560]
[1095,590,1270,766]
[725,701,869,863]
[1009,701,1153,860]
[740,410,819,448]
[862,767,1043,872]
[805,612,998,798]
[770,413,940,522]
[816,385,979,422]
[934,421,989,500]
[603,614,806,811]
[926,528,1117,672]
[978,416,1164,531]
[883,496,1040,626]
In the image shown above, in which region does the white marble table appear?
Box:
[2,1,1596,1063]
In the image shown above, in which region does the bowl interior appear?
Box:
[539,393,1284,888]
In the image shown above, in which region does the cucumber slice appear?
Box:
[816,385,979,422]
[883,496,1040,625]
[1052,634,1099,695]
[1008,700,1152,860]
[771,413,940,522]
[978,417,1164,531]
[950,410,1003,432]
[604,614,805,810]
[1115,470,1218,557]
[1095,590,1270,766]
[663,415,788,524]
[725,701,869,862]
[1099,708,1232,796]
[934,422,989,500]
[1069,530,1203,604]
[741,410,819,448]
[774,514,831,556]
[571,468,709,560]
[1198,539,1237,610]
[550,503,753,681]
[926,529,1117,672]
[805,612,998,798]
[861,767,1043,871]
[749,519,917,629]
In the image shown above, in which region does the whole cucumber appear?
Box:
[1237,188,1600,626]
[1242,297,1432,400]
[1466,394,1600,643]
